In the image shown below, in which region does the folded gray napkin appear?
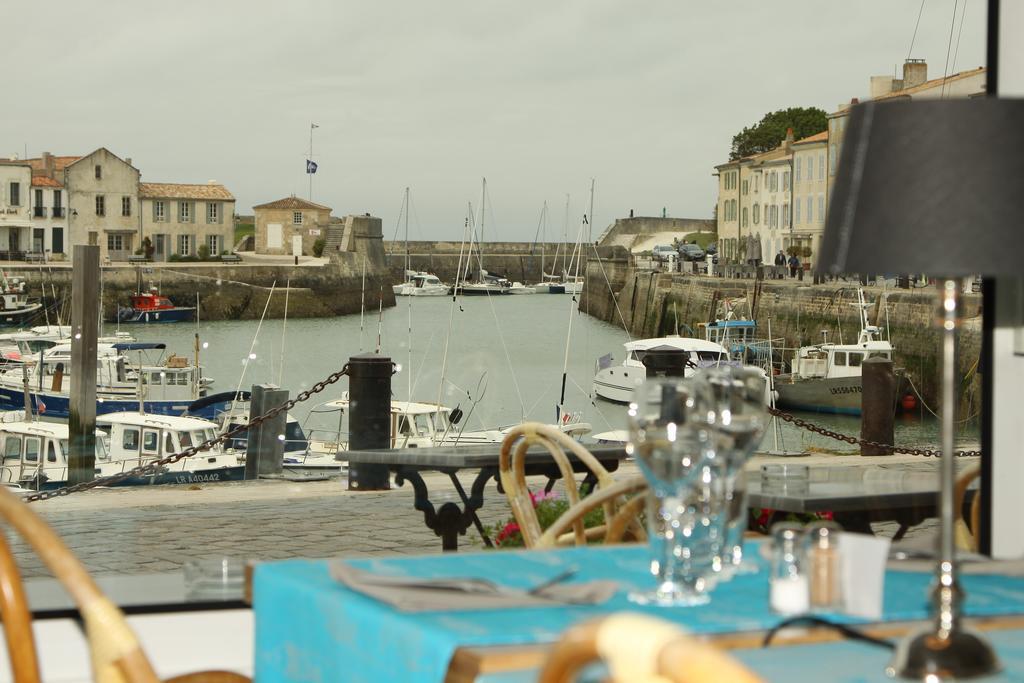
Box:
[329,561,618,612]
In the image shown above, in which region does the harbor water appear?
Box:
[119,294,977,453]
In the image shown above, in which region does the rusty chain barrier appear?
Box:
[768,406,981,458]
[23,363,354,503]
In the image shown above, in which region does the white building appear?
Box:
[0,160,33,257]
[29,174,68,257]
[791,130,828,268]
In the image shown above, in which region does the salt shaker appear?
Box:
[769,522,808,615]
[804,520,842,611]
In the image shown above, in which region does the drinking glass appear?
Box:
[701,366,768,578]
[627,377,722,606]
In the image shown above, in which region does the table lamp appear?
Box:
[819,98,1024,680]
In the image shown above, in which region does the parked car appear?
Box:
[678,244,705,261]
[651,244,676,262]
[705,242,718,256]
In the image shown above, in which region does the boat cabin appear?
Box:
[96,413,221,465]
[130,290,177,312]
[0,418,107,486]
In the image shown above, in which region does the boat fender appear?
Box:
[450,407,464,425]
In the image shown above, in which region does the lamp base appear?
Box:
[887,624,1000,680]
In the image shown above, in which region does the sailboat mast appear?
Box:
[403,187,411,277]
[478,178,487,280]
[587,178,595,244]
[561,194,570,276]
[404,187,412,403]
[557,216,588,422]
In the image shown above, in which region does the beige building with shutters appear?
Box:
[791,130,828,268]
[139,182,235,260]
[253,196,331,256]
[63,148,141,262]
[0,160,33,257]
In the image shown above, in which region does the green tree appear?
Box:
[730,107,827,160]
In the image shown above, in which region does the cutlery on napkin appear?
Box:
[329,562,617,612]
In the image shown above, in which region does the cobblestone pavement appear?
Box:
[6,453,954,579]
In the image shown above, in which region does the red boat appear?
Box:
[117,288,196,323]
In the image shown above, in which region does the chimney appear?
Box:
[42,152,54,177]
[125,157,132,167]
[783,127,795,153]
[903,59,928,89]
[208,179,217,185]
[870,76,895,99]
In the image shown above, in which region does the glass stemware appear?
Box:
[700,366,769,579]
[626,377,723,606]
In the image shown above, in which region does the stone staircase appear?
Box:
[322,223,347,254]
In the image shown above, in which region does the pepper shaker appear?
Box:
[804,520,843,611]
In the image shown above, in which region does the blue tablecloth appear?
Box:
[253,545,1024,683]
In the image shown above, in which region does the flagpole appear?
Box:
[308,123,314,201]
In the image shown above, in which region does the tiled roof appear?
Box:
[873,66,986,101]
[252,196,332,211]
[0,160,30,167]
[31,176,62,188]
[26,155,81,175]
[794,130,828,145]
[139,182,235,201]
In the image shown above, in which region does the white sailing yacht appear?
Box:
[392,188,448,297]
[452,179,511,296]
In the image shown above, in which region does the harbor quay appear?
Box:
[10,452,958,580]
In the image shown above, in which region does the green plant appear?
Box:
[198,244,210,261]
[168,254,182,262]
[313,238,326,257]
[484,490,606,548]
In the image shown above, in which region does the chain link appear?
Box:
[23,363,354,503]
[767,406,980,458]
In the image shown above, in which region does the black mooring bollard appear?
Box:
[244,384,289,479]
[861,357,896,456]
[347,353,393,490]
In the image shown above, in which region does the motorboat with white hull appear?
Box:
[0,411,243,490]
[0,276,42,327]
[394,272,448,297]
[591,336,737,404]
[774,289,896,416]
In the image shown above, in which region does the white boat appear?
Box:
[0,411,243,490]
[0,276,43,327]
[0,325,135,364]
[394,272,449,297]
[214,404,326,477]
[533,273,566,294]
[775,289,895,416]
[591,336,735,404]
[507,281,535,295]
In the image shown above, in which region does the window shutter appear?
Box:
[152,201,158,222]
[191,202,197,223]
[217,202,223,224]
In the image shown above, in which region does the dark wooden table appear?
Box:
[345,445,628,551]
[747,461,976,538]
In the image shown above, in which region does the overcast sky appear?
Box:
[7,1,986,242]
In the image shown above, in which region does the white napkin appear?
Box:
[329,561,618,613]
[838,532,890,620]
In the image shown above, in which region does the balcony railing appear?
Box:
[33,207,45,218]
[52,207,64,218]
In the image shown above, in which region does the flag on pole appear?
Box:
[306,160,318,174]
[34,395,46,415]
[311,123,319,129]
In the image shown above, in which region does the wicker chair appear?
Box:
[537,614,764,683]
[0,485,249,683]
[954,463,982,552]
[498,423,646,548]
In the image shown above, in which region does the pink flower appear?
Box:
[496,522,521,545]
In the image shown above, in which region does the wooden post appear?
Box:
[244,384,288,479]
[347,353,392,491]
[68,244,99,484]
[860,357,896,456]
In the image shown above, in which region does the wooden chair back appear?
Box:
[0,485,248,683]
[499,423,645,548]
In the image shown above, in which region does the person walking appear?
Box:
[774,250,786,276]
[788,252,801,278]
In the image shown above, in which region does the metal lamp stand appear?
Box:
[888,279,999,680]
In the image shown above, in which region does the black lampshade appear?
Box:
[819,98,1024,277]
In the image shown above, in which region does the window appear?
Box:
[741,180,748,196]
[9,182,20,206]
[818,194,825,221]
[24,438,39,463]
[35,188,43,209]
[151,372,163,385]
[155,201,165,222]
[207,202,218,223]
[95,195,105,216]
[52,228,64,254]
[121,196,131,217]
[178,234,192,255]
[742,207,748,228]
[95,164,102,179]
[783,171,790,192]
[123,429,139,451]
[782,204,789,227]
[795,157,801,182]
[47,441,58,463]
[848,353,863,367]
[818,152,825,180]
[165,433,175,454]
[293,211,303,225]
[143,430,159,453]
[753,203,760,224]
[807,196,814,224]
[180,201,191,223]
[53,190,61,210]
[833,352,847,367]
[754,175,759,192]
[207,234,220,254]
[795,198,801,224]
[107,234,124,252]
[3,437,20,460]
